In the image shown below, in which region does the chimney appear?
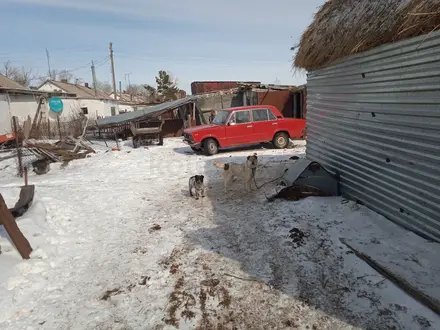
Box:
[85,82,89,88]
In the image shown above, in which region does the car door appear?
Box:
[251,108,272,142]
[225,110,254,146]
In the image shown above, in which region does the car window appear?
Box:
[268,110,277,120]
[252,109,268,122]
[233,110,250,124]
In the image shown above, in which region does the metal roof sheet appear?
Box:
[91,96,197,127]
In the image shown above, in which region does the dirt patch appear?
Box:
[170,264,180,274]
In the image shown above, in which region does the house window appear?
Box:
[111,107,116,116]
[81,107,88,115]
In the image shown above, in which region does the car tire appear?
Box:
[203,138,218,156]
[273,132,289,149]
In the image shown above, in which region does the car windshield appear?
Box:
[211,110,230,125]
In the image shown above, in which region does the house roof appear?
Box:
[0,74,28,90]
[41,80,113,100]
[90,96,197,128]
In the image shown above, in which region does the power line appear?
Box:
[95,57,110,69]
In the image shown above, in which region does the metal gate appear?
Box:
[306,31,440,242]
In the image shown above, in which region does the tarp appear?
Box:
[91,96,197,128]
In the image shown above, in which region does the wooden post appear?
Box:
[30,98,43,138]
[0,193,33,259]
[57,115,62,141]
[12,116,23,177]
[24,167,28,186]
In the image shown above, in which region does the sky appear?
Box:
[1,0,325,93]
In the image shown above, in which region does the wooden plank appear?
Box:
[340,238,440,316]
[0,193,33,259]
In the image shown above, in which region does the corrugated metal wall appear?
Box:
[306,31,440,242]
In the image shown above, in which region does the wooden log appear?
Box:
[340,238,440,316]
[0,193,33,259]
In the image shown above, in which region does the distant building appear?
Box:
[109,92,157,113]
[38,80,118,119]
[191,81,260,95]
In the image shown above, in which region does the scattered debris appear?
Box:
[132,247,147,255]
[289,155,300,160]
[223,273,264,284]
[32,158,50,175]
[200,279,220,287]
[273,184,332,201]
[25,138,95,164]
[100,287,122,301]
[289,228,308,248]
[139,276,150,285]
[149,224,162,232]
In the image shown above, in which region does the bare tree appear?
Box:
[1,60,37,87]
[58,70,74,82]
[94,80,113,93]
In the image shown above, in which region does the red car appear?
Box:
[183,105,306,155]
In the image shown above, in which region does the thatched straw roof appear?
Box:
[294,0,440,70]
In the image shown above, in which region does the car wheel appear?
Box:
[273,132,289,149]
[203,138,218,156]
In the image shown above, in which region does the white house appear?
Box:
[38,80,119,119]
[0,76,122,143]
[0,74,44,143]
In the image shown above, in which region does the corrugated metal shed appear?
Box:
[91,96,197,127]
[306,31,440,242]
[191,81,260,95]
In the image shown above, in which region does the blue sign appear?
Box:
[49,97,63,113]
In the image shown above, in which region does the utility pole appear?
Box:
[91,60,98,96]
[109,42,118,104]
[45,48,52,79]
[119,81,122,96]
[124,73,132,88]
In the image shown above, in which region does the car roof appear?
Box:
[220,105,277,112]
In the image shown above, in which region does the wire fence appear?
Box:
[1,116,120,179]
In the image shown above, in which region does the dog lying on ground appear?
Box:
[189,175,205,199]
[213,153,258,192]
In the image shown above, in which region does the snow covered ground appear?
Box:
[0,138,439,330]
